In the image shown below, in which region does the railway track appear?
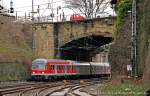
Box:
[19,82,67,96]
[0,82,53,96]
[45,78,108,96]
[64,80,101,96]
[0,81,33,89]
[0,78,108,96]
[0,81,72,96]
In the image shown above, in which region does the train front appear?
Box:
[31,58,49,80]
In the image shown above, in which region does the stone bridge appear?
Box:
[33,17,115,61]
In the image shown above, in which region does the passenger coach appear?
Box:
[31,58,111,80]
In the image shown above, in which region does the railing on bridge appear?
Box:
[9,13,116,23]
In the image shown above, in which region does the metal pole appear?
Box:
[32,0,35,51]
[32,0,34,21]
[52,0,54,22]
[134,0,138,78]
[25,12,26,20]
[15,11,17,20]
[57,7,58,22]
[132,0,138,78]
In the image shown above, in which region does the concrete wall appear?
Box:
[33,23,55,58]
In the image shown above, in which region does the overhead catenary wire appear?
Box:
[15,2,111,13]
[14,0,111,15]
[15,0,64,9]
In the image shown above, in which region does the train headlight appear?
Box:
[42,72,45,74]
[32,72,35,74]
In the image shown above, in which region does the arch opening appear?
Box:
[59,35,113,62]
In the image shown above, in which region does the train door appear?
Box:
[57,65,64,74]
[57,65,62,74]
[48,64,55,74]
[66,63,75,74]
[67,65,71,74]
[61,65,65,73]
[51,65,55,74]
[64,64,67,74]
[56,65,59,74]
[71,63,76,74]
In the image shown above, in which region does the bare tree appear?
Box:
[64,0,111,18]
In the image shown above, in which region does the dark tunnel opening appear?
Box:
[59,35,113,62]
[60,48,91,61]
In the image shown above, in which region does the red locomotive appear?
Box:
[70,14,86,21]
[31,58,111,80]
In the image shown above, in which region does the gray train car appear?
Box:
[74,62,91,75]
[73,62,111,77]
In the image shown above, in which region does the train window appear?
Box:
[60,65,63,70]
[53,65,55,70]
[51,65,54,70]
[60,65,62,70]
[57,66,59,70]
[67,65,72,70]
[62,65,64,70]
[32,64,46,70]
[58,65,60,70]
[62,66,64,70]
[59,65,61,70]
[32,64,45,70]
[39,64,46,70]
[32,65,38,69]
[67,66,69,70]
[52,65,54,70]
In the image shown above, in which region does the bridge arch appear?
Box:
[33,17,115,59]
[58,35,112,61]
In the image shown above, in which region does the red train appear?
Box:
[31,58,111,80]
[70,14,86,21]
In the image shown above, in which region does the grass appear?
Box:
[0,63,30,81]
[0,43,33,81]
[0,42,35,61]
[103,82,147,96]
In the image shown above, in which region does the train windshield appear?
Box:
[32,60,47,70]
[32,64,46,70]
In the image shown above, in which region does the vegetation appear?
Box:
[108,0,132,74]
[0,43,34,60]
[109,0,150,86]
[114,0,132,39]
[0,15,34,81]
[64,0,111,18]
[137,0,150,85]
[0,63,30,81]
[103,82,147,96]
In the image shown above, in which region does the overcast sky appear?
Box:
[3,0,64,15]
[2,0,116,21]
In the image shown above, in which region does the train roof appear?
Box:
[74,62,90,66]
[74,62,110,66]
[32,58,47,64]
[33,58,71,63]
[90,62,110,66]
[47,59,68,62]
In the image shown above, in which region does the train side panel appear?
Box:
[90,62,111,75]
[74,62,91,75]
